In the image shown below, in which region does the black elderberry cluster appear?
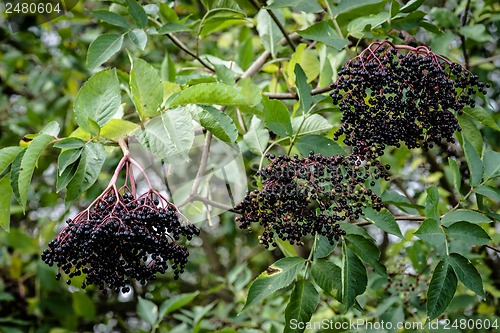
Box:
[331,41,488,155]
[42,186,199,294]
[235,152,388,247]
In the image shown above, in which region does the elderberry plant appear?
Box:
[41,147,199,293]
[235,152,389,248]
[331,40,488,154]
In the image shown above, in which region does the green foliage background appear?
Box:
[0,0,499,332]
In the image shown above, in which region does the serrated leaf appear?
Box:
[159,292,199,319]
[137,297,158,326]
[457,114,482,154]
[295,135,345,157]
[449,253,485,298]
[86,34,124,70]
[16,134,54,210]
[57,159,80,193]
[425,186,439,221]
[483,149,500,179]
[266,0,323,13]
[65,142,106,203]
[362,207,403,238]
[427,256,457,320]
[345,234,387,277]
[441,209,490,227]
[74,69,121,134]
[58,148,83,176]
[446,222,491,245]
[0,176,12,232]
[129,57,163,119]
[93,10,131,29]
[161,51,176,82]
[168,82,254,107]
[342,243,367,310]
[189,105,238,143]
[311,260,341,299]
[284,279,320,333]
[128,29,147,50]
[0,147,23,175]
[400,0,424,12]
[100,119,140,141]
[256,9,283,57]
[414,219,446,246]
[463,137,484,186]
[53,138,86,150]
[243,116,269,155]
[448,158,461,193]
[463,106,500,131]
[126,0,148,28]
[9,149,25,207]
[137,108,194,163]
[298,21,348,51]
[262,95,292,137]
[241,257,306,312]
[292,114,332,136]
[294,64,313,113]
[313,235,337,259]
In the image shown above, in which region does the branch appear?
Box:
[459,0,471,67]
[166,33,215,72]
[485,244,500,253]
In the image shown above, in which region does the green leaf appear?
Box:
[400,0,424,13]
[446,222,491,246]
[65,142,106,203]
[15,134,54,210]
[463,137,484,186]
[0,147,23,175]
[347,12,389,39]
[100,119,140,141]
[243,116,269,155]
[129,56,163,119]
[362,207,403,238]
[441,209,491,227]
[390,0,400,17]
[313,235,336,259]
[345,234,387,277]
[425,186,440,221]
[9,150,25,208]
[137,297,159,326]
[137,108,194,163]
[337,0,387,15]
[294,64,313,113]
[457,114,482,155]
[295,135,345,157]
[426,256,457,320]
[311,260,341,299]
[475,185,500,201]
[92,10,131,29]
[158,23,193,34]
[53,138,86,150]
[161,51,176,82]
[58,148,83,176]
[298,21,348,51]
[414,219,446,246]
[72,292,96,320]
[128,29,148,50]
[86,34,124,70]
[459,24,490,43]
[241,257,306,312]
[449,253,485,298]
[483,149,500,179]
[262,95,292,137]
[448,158,461,193]
[158,291,199,319]
[126,0,148,28]
[0,176,12,232]
[342,243,367,310]
[189,105,238,143]
[292,114,332,136]
[284,279,320,333]
[266,0,323,13]
[40,121,60,137]
[57,159,80,193]
[463,106,500,131]
[391,10,425,30]
[74,69,121,134]
[168,83,254,107]
[256,9,283,57]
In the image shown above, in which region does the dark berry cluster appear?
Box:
[235,152,388,247]
[331,41,488,154]
[41,156,199,293]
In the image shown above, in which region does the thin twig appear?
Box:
[459,0,471,67]
[166,33,215,72]
[470,54,500,67]
[485,244,500,253]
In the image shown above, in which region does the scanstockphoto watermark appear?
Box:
[288,318,499,331]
